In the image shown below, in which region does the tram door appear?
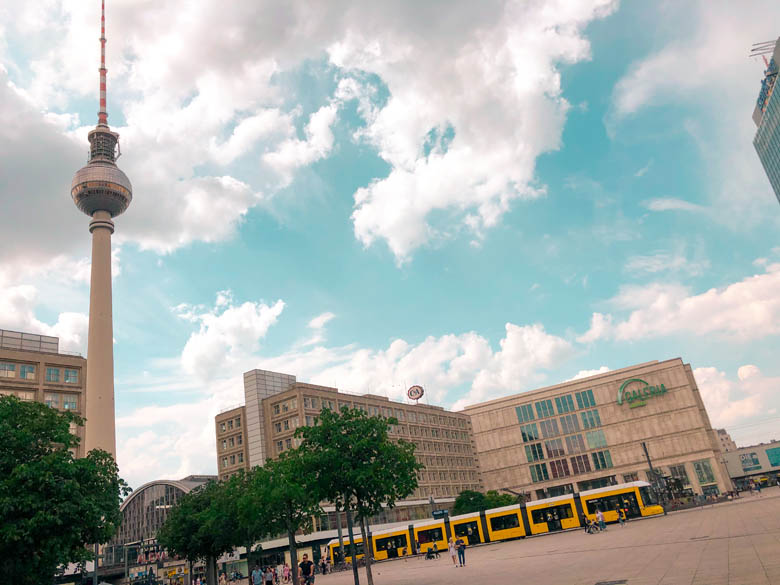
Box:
[621,493,641,518]
[454,521,482,544]
[544,505,571,532]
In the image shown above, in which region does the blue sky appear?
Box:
[1,0,779,488]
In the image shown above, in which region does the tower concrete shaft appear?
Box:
[85,211,116,457]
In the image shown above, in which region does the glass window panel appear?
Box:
[64,369,79,384]
[693,459,715,484]
[46,368,60,383]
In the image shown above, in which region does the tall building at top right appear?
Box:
[752,37,780,205]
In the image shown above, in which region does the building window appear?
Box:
[520,423,539,443]
[220,422,226,433]
[555,395,575,414]
[544,438,565,458]
[235,417,241,428]
[580,409,601,430]
[591,450,613,470]
[585,430,607,449]
[623,472,639,483]
[221,457,228,468]
[669,464,690,486]
[62,395,78,410]
[45,368,60,383]
[693,459,716,484]
[530,463,549,483]
[285,438,292,449]
[565,434,586,454]
[275,422,282,433]
[227,420,233,430]
[64,369,79,384]
[539,419,560,439]
[0,363,16,378]
[559,413,580,435]
[575,389,596,409]
[19,365,35,380]
[283,419,290,430]
[228,437,234,448]
[222,440,227,451]
[570,454,591,474]
[550,459,570,479]
[396,409,405,420]
[273,404,280,415]
[45,393,60,408]
[238,453,243,463]
[237,435,242,445]
[535,399,554,419]
[277,440,283,453]
[304,397,311,409]
[515,404,535,423]
[525,443,544,462]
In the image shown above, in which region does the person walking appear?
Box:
[596,509,606,532]
[448,537,458,567]
[617,507,625,527]
[282,562,291,583]
[581,514,590,533]
[251,564,263,585]
[264,566,274,585]
[455,536,466,567]
[299,553,316,585]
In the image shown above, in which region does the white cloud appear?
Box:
[578,263,780,342]
[176,291,285,379]
[624,249,709,277]
[641,198,707,214]
[566,366,610,381]
[308,312,336,330]
[695,365,779,429]
[634,159,652,177]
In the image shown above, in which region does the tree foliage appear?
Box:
[453,489,515,515]
[0,395,129,585]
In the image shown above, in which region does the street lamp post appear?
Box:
[641,441,668,515]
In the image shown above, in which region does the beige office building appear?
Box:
[0,329,87,456]
[716,428,738,453]
[215,369,483,498]
[465,358,731,499]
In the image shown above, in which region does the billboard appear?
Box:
[767,447,780,467]
[740,452,762,472]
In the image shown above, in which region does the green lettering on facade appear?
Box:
[617,378,667,408]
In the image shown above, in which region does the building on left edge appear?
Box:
[0,329,87,457]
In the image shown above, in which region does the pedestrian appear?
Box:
[448,537,458,567]
[299,553,315,585]
[219,573,227,585]
[252,564,263,585]
[264,566,274,585]
[455,536,466,567]
[283,562,291,583]
[581,513,589,533]
[432,542,440,559]
[596,509,606,532]
[617,507,625,527]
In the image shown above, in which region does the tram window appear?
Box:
[335,542,365,557]
[639,486,657,505]
[417,527,443,543]
[585,494,637,514]
[490,513,520,531]
[531,505,572,523]
[375,534,407,551]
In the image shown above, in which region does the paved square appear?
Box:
[315,488,780,585]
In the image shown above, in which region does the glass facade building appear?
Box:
[753,40,780,205]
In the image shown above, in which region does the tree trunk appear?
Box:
[288,527,300,585]
[336,509,345,565]
[345,507,360,585]
[188,560,193,585]
[359,515,374,585]
[206,555,217,585]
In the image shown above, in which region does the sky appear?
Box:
[1,0,779,489]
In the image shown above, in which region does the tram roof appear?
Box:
[579,481,650,497]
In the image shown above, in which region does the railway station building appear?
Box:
[464,358,732,499]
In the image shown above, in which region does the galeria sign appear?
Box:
[617,378,667,408]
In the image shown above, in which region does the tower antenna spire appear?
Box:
[98,0,108,126]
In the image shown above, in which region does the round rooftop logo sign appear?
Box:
[617,378,667,408]
[407,385,425,400]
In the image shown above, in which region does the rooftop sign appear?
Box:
[617,378,667,408]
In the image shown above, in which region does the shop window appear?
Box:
[530,463,549,483]
[669,464,690,486]
[555,394,575,414]
[586,430,607,449]
[560,413,580,435]
[693,459,715,484]
[540,419,559,439]
[46,368,60,383]
[515,404,535,423]
[535,399,554,419]
[64,369,79,384]
[591,450,613,470]
[580,409,601,430]
[575,389,596,409]
[565,434,586,454]
[525,443,544,462]
[520,423,539,443]
[570,455,591,474]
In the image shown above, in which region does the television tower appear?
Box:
[70,0,132,458]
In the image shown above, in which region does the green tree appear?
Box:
[0,395,129,585]
[483,490,516,509]
[157,480,237,584]
[453,489,516,515]
[241,451,322,585]
[297,407,422,585]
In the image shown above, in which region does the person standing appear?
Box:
[455,536,466,567]
[299,553,315,585]
[596,509,606,532]
[264,566,274,585]
[251,564,263,585]
[448,537,458,567]
[617,507,625,527]
[282,562,291,583]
